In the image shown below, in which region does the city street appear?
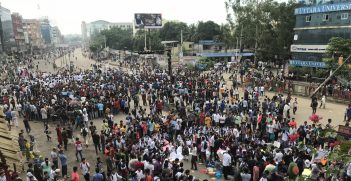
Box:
[12,48,347,180]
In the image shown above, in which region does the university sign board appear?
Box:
[134,13,162,29]
[289,60,326,68]
[295,2,351,15]
[290,44,327,53]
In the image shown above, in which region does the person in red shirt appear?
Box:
[71,166,79,181]
[199,112,205,125]
[56,125,63,145]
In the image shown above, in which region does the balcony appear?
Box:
[16,28,24,32]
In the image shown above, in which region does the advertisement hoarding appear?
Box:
[135,13,162,29]
[290,44,327,53]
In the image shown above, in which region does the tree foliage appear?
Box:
[326,37,351,58]
[226,0,298,61]
[90,20,225,52]
[101,27,133,50]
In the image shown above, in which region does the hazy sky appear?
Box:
[1,0,228,35]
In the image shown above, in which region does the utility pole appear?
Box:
[148,29,151,51]
[104,35,106,49]
[167,49,173,83]
[144,28,147,51]
[254,0,259,65]
[311,54,351,97]
[239,24,243,62]
[180,29,183,63]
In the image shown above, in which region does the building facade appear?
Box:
[11,13,25,52]
[51,26,62,45]
[23,19,43,49]
[0,6,15,53]
[291,0,351,67]
[81,21,88,42]
[85,20,133,38]
[40,18,52,45]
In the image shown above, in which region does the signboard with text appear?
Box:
[134,13,162,29]
[295,2,351,15]
[289,60,326,68]
[290,45,327,53]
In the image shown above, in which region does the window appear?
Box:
[305,15,312,22]
[323,14,329,21]
[341,13,348,20]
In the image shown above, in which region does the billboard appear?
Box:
[134,13,162,29]
[290,44,327,53]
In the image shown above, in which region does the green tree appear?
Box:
[89,33,105,52]
[226,0,297,61]
[132,29,164,51]
[325,37,351,79]
[159,21,188,41]
[326,37,351,58]
[101,27,133,50]
[195,21,221,42]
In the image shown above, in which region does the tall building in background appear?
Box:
[11,13,25,52]
[23,19,43,49]
[291,0,351,67]
[0,6,15,52]
[81,21,87,43]
[85,20,133,38]
[51,26,62,44]
[39,18,52,45]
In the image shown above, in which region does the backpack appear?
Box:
[82,128,88,137]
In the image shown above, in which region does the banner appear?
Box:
[289,60,326,68]
[135,13,162,29]
[290,45,327,53]
[295,2,351,15]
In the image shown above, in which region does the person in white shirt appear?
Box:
[260,86,265,96]
[191,144,198,170]
[266,121,275,142]
[319,95,326,109]
[222,150,232,180]
[135,168,144,181]
[274,149,283,163]
[11,109,18,127]
[110,169,123,181]
[80,158,90,181]
[213,113,220,126]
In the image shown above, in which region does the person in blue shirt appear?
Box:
[147,120,155,135]
[97,102,104,117]
[58,150,67,177]
[346,104,351,122]
[92,168,103,181]
[5,109,12,131]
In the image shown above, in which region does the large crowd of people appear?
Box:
[0,48,351,181]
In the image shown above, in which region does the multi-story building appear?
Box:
[11,13,25,52]
[290,0,351,68]
[51,26,62,45]
[40,18,52,45]
[81,21,88,42]
[23,19,43,49]
[84,20,133,38]
[0,6,15,53]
